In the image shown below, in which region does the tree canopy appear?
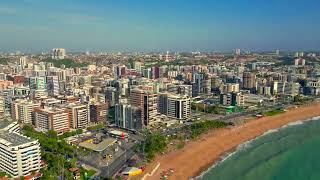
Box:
[42,58,87,68]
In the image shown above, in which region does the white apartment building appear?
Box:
[158,93,191,120]
[167,94,191,120]
[52,48,66,60]
[0,120,41,178]
[11,99,40,124]
[67,103,89,129]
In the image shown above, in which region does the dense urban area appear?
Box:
[0,49,319,180]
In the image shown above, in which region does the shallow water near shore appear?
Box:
[199,116,320,180]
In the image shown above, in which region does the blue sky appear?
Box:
[0,0,319,52]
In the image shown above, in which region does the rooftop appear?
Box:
[0,131,35,147]
[36,106,67,114]
[0,117,17,130]
[79,137,117,152]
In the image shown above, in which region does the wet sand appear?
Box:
[144,102,320,180]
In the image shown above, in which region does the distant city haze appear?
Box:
[0,0,320,52]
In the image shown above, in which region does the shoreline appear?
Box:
[195,115,320,179]
[143,102,320,180]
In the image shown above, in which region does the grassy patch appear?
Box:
[264,110,285,116]
[87,123,105,131]
[176,141,185,149]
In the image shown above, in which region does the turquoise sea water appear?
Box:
[199,116,320,180]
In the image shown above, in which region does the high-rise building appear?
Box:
[67,103,89,129]
[131,88,157,126]
[167,84,192,97]
[34,107,70,133]
[276,82,286,96]
[115,103,142,130]
[0,97,5,119]
[222,83,240,94]
[118,78,129,97]
[284,82,300,97]
[294,58,306,66]
[192,73,211,96]
[46,76,60,96]
[235,48,241,56]
[11,99,40,124]
[143,68,152,79]
[158,93,191,120]
[165,51,172,62]
[295,52,304,57]
[151,67,160,79]
[271,81,278,95]
[105,87,120,107]
[52,48,66,59]
[19,56,27,69]
[29,76,46,90]
[248,63,257,71]
[242,72,256,93]
[220,92,245,106]
[257,86,272,96]
[0,131,41,178]
[114,65,127,78]
[133,61,142,72]
[89,102,108,124]
[0,119,41,178]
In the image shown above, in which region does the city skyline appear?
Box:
[0,0,320,52]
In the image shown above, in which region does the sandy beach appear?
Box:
[142,102,320,180]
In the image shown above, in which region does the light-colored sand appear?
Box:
[144,102,320,180]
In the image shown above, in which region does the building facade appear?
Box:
[89,102,108,124]
[52,48,66,60]
[34,107,70,133]
[67,103,89,129]
[11,99,40,124]
[158,93,191,120]
[131,88,157,126]
[115,103,142,130]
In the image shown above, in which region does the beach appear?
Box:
[142,102,320,180]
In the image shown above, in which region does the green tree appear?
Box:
[199,58,209,65]
[0,58,9,65]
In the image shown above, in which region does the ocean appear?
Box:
[198,116,320,180]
